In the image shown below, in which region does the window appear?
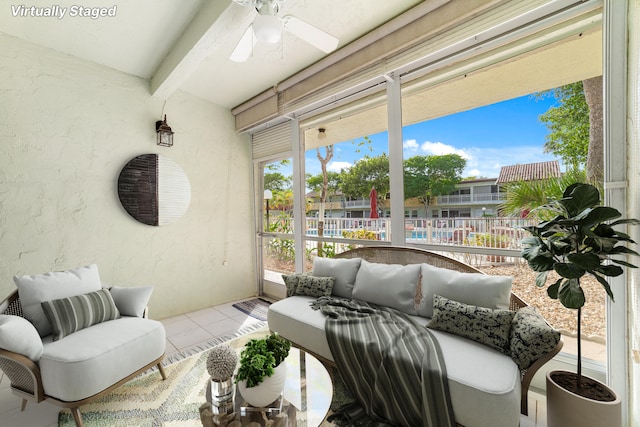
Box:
[302,95,389,266]
[253,0,608,392]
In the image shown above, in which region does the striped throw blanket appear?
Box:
[311,297,455,427]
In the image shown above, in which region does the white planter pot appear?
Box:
[546,370,622,427]
[238,361,287,407]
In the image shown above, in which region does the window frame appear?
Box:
[249,0,632,420]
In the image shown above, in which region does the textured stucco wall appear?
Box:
[0,33,256,319]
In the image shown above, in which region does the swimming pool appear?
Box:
[305,228,456,240]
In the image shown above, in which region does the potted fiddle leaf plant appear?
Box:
[521,183,639,427]
[234,332,291,408]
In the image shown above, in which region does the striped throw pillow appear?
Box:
[41,289,120,341]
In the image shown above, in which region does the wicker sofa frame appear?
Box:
[0,289,167,427]
[329,246,563,416]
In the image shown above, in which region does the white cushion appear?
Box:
[14,264,102,336]
[352,260,420,315]
[0,314,44,361]
[429,328,521,427]
[417,263,512,318]
[268,297,521,427]
[109,286,153,317]
[39,317,165,401]
[312,257,361,299]
[267,296,333,361]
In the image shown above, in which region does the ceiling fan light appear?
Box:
[253,14,281,44]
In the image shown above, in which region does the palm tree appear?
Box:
[500,168,590,220]
[272,190,294,214]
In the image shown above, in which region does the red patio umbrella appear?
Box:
[369,186,379,219]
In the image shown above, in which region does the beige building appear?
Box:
[307,161,561,218]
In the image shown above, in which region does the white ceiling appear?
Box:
[0,0,423,108]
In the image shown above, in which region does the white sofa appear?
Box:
[268,246,563,427]
[0,264,166,427]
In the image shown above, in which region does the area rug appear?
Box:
[231,298,271,321]
[161,321,268,366]
[59,325,352,427]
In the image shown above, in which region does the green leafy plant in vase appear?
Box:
[521,183,638,426]
[235,332,291,407]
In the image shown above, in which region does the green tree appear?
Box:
[340,154,389,207]
[265,160,291,171]
[502,79,603,220]
[537,82,590,170]
[403,154,466,216]
[264,159,292,193]
[271,190,294,213]
[306,171,341,196]
[264,172,290,192]
[352,135,374,154]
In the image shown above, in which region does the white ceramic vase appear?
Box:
[546,370,621,427]
[238,361,287,407]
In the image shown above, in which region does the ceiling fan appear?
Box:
[230,0,339,62]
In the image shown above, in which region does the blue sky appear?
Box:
[303,93,562,180]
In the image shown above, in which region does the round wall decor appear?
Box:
[117,154,191,226]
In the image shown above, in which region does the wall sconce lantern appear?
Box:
[156,115,174,147]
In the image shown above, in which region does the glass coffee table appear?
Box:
[204,347,333,427]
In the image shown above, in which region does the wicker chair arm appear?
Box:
[0,348,44,403]
[509,292,527,311]
[1,290,20,315]
[520,339,563,415]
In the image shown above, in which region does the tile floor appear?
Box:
[0,297,547,427]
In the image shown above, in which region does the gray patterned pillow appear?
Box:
[427,294,514,353]
[294,275,335,298]
[510,306,561,370]
[282,273,309,297]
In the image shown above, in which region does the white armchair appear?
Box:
[0,265,167,427]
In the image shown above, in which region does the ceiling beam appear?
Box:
[150,0,252,100]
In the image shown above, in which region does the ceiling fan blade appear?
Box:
[282,15,338,53]
[230,25,256,63]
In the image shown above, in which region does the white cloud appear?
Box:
[401,143,560,179]
[460,146,561,179]
[419,141,471,159]
[328,161,352,172]
[403,139,419,152]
